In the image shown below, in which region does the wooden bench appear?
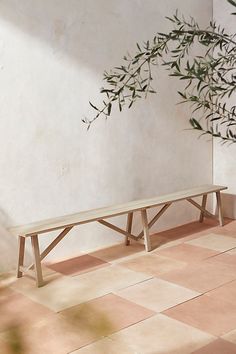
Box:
[9,184,227,287]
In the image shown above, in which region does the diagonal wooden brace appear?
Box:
[97,219,138,241]
[199,194,207,222]
[187,198,216,219]
[137,203,172,239]
[28,226,73,271]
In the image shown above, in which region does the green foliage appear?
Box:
[86,0,236,143]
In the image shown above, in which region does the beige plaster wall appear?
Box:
[0,0,213,271]
[213,0,236,218]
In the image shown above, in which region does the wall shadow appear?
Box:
[0,0,166,71]
[221,193,236,219]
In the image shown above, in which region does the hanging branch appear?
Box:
[85,0,236,143]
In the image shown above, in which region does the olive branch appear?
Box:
[85,0,236,143]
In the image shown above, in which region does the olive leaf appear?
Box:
[85,1,236,143]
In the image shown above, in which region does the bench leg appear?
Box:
[17,236,26,278]
[141,209,152,252]
[31,235,44,287]
[125,212,133,246]
[199,194,207,223]
[216,191,224,226]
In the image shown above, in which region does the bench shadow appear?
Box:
[220,193,236,220]
[149,217,232,251]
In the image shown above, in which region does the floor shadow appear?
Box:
[149,217,233,250]
[0,0,165,70]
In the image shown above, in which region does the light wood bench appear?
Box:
[9,184,227,287]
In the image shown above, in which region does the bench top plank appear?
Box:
[9,184,227,237]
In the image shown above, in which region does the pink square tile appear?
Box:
[0,338,12,354]
[2,313,99,354]
[110,314,215,354]
[191,338,236,354]
[207,280,236,305]
[206,252,236,268]
[224,220,236,232]
[150,221,221,250]
[153,221,208,241]
[160,260,236,293]
[119,254,186,276]
[0,287,17,304]
[145,234,171,250]
[47,254,108,276]
[186,234,236,252]
[61,293,155,335]
[154,244,219,263]
[223,328,236,345]
[119,253,186,276]
[211,229,236,238]
[0,292,53,331]
[89,243,144,262]
[161,219,218,238]
[116,278,199,312]
[164,294,236,336]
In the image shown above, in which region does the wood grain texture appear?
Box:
[141,209,151,252]
[31,235,44,287]
[125,212,133,246]
[16,236,25,278]
[216,191,224,226]
[9,185,227,237]
[199,194,207,223]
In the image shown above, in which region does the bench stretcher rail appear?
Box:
[9,184,227,287]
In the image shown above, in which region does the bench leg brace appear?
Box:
[125,212,133,246]
[28,227,73,271]
[141,209,152,252]
[187,198,216,219]
[31,235,44,287]
[138,203,171,239]
[216,191,224,226]
[17,236,26,278]
[199,194,207,223]
[187,193,224,227]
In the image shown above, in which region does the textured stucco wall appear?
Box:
[213,0,236,218]
[0,0,213,271]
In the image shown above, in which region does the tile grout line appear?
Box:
[204,245,236,260]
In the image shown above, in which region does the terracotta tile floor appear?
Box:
[47,254,109,276]
[1,218,236,353]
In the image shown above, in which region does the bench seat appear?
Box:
[10,184,227,287]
